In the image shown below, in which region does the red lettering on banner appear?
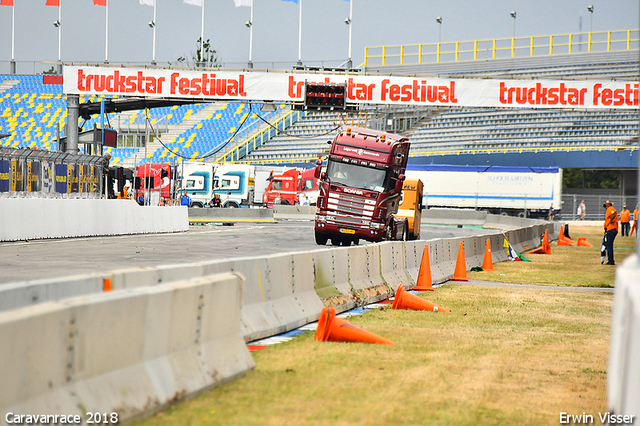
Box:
[347,78,374,101]
[500,82,588,106]
[381,79,457,104]
[77,69,86,91]
[288,76,304,99]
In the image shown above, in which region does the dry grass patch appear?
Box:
[135,285,612,426]
[470,224,636,287]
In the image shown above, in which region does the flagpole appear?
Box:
[347,0,353,69]
[57,0,62,74]
[297,0,302,66]
[248,0,253,68]
[152,1,157,64]
[200,0,205,66]
[105,0,109,63]
[10,3,15,74]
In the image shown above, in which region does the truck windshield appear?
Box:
[326,159,389,192]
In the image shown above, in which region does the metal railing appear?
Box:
[0,146,104,198]
[216,109,308,164]
[561,193,638,222]
[364,29,639,67]
[410,144,637,158]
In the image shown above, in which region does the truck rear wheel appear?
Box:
[315,231,328,246]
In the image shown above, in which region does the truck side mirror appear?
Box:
[314,165,322,180]
[398,174,405,181]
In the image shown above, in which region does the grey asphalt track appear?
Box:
[0,221,493,285]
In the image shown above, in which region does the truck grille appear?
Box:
[327,193,375,222]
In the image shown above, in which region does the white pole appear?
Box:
[11,4,15,61]
[248,0,253,66]
[297,0,302,65]
[200,0,205,65]
[58,1,62,63]
[105,0,109,63]
[152,1,156,64]
[347,0,353,68]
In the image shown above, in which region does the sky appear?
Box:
[0,0,638,74]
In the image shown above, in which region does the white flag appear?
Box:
[234,0,251,7]
[139,0,154,5]
[183,0,202,6]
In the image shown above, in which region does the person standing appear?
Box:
[631,205,638,237]
[548,203,555,221]
[620,204,631,237]
[181,191,192,207]
[602,200,618,265]
[577,200,586,220]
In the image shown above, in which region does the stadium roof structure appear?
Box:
[78,97,207,120]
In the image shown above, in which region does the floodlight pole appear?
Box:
[10,4,15,74]
[248,0,254,68]
[297,0,302,66]
[347,0,353,69]
[152,1,157,64]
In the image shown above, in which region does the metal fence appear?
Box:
[0,147,104,198]
[561,193,638,221]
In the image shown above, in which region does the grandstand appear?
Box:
[0,29,638,172]
[0,74,289,167]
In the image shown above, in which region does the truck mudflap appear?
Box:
[390,216,408,241]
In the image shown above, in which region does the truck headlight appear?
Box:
[370,222,384,229]
[316,214,326,222]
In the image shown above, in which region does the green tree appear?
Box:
[563,168,620,189]
[177,38,219,67]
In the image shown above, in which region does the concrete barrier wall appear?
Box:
[608,255,640,418]
[0,272,254,424]
[188,207,274,222]
[0,198,188,242]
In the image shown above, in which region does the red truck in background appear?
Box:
[313,127,410,246]
[262,168,320,207]
[135,163,172,205]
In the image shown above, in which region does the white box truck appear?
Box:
[405,164,562,218]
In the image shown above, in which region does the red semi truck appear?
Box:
[263,168,320,207]
[313,126,411,246]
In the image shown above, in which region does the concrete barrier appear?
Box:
[379,241,414,291]
[0,199,188,242]
[312,247,353,310]
[273,205,317,220]
[422,208,487,226]
[608,254,640,419]
[0,272,254,424]
[188,207,275,223]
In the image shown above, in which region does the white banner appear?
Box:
[63,66,639,109]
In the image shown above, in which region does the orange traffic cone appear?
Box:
[103,278,112,292]
[543,229,551,254]
[413,245,435,291]
[315,307,394,345]
[557,232,572,246]
[531,229,552,254]
[392,284,449,313]
[451,242,469,282]
[482,239,495,271]
[577,238,593,247]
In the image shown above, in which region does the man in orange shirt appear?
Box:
[620,204,631,237]
[602,200,618,265]
[631,205,638,237]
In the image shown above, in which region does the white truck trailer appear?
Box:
[405,164,562,218]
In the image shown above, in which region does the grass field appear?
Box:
[470,224,637,287]
[134,224,634,426]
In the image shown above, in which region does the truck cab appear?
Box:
[314,127,410,246]
[263,168,300,207]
